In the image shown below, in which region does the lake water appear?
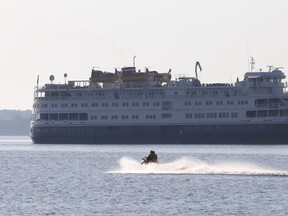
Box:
[1,136,288,215]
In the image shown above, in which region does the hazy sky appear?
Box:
[1,0,288,110]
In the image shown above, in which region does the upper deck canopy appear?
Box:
[244,69,286,80]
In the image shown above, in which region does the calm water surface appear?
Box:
[1,136,288,215]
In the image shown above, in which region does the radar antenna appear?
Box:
[49,75,55,83]
[267,65,273,72]
[64,73,67,84]
[275,66,284,70]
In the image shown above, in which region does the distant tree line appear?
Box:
[0,110,31,135]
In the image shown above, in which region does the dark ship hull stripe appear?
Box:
[30,123,288,144]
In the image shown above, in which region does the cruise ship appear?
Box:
[30,60,288,144]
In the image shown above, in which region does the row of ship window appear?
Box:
[37,113,88,121]
[246,109,288,118]
[80,91,165,97]
[35,112,239,121]
[185,89,233,95]
[35,110,287,122]
[34,101,162,108]
[42,89,234,98]
[186,100,248,106]
[186,112,238,119]
[33,100,248,109]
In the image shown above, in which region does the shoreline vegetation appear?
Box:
[0,110,31,135]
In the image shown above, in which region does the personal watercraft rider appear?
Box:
[147,150,158,163]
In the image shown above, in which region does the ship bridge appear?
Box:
[244,69,286,82]
[235,68,286,94]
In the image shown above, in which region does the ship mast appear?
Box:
[250,57,255,72]
[133,56,136,67]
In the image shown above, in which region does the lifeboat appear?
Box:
[148,70,172,83]
[153,72,172,82]
[90,69,119,83]
[121,67,148,82]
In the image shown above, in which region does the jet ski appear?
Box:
[141,156,159,165]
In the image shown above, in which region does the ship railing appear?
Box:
[34,96,71,100]
[34,92,248,101]
[268,103,279,108]
[256,103,280,108]
[34,86,44,90]
[279,103,288,108]
[256,102,288,109]
[271,93,288,107]
[284,82,287,93]
[34,97,44,100]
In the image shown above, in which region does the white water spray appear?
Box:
[109,156,288,176]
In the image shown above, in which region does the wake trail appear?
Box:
[108,156,288,176]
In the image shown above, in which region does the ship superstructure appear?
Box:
[30,61,288,144]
